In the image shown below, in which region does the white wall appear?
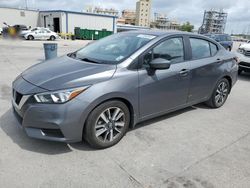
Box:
[39,12,66,33]
[67,13,115,33]
[0,7,39,28]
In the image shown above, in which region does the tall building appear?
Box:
[135,0,152,27]
[199,9,227,34]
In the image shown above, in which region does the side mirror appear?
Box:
[149,58,171,70]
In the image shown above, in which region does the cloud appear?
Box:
[0,0,249,34]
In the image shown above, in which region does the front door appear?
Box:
[138,37,191,119]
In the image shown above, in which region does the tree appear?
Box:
[180,22,194,32]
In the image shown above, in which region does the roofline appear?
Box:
[39,10,118,18]
[0,6,117,18]
[0,6,39,12]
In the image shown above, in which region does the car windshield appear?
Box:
[71,33,156,64]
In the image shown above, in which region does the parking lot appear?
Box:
[0,39,250,188]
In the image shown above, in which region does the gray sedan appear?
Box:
[12,31,238,148]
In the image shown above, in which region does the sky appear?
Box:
[1,0,250,34]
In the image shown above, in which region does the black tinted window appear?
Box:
[144,37,184,65]
[190,38,210,59]
[210,43,218,56]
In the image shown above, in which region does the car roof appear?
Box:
[124,30,204,38]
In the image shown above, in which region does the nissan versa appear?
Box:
[12,31,238,148]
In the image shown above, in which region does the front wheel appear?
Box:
[50,35,56,41]
[84,100,130,149]
[205,78,230,108]
[27,35,34,40]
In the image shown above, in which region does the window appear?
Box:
[190,38,210,59]
[210,43,218,56]
[143,38,184,65]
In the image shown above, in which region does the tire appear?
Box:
[238,69,243,75]
[84,100,130,149]
[27,35,34,40]
[205,78,230,108]
[228,46,232,51]
[50,35,56,41]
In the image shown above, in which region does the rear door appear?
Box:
[187,37,223,103]
[138,36,191,119]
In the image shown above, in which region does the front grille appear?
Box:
[239,62,250,67]
[13,89,23,105]
[244,50,250,57]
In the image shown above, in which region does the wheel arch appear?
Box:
[223,75,232,93]
[81,95,137,140]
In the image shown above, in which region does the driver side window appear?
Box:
[143,37,184,65]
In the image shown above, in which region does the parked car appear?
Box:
[24,27,58,40]
[13,24,28,33]
[12,31,238,148]
[205,34,233,51]
[236,43,250,74]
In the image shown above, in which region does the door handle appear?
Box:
[179,69,189,76]
[216,58,223,63]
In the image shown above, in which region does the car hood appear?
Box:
[239,43,250,51]
[21,55,117,91]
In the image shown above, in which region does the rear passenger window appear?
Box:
[210,43,218,56]
[190,38,210,59]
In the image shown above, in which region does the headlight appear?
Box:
[34,86,90,104]
[238,48,244,54]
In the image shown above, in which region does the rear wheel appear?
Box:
[205,78,230,108]
[27,35,34,40]
[84,100,130,149]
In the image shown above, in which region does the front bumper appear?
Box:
[236,52,250,71]
[12,77,90,143]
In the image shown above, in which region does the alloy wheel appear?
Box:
[94,107,125,143]
[215,81,229,106]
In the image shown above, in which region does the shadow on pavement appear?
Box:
[0,103,212,153]
[133,106,197,130]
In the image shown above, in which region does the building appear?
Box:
[86,6,119,17]
[151,13,180,30]
[39,10,117,33]
[199,9,227,34]
[0,7,39,29]
[0,7,117,34]
[135,0,152,27]
[117,18,126,25]
[121,10,136,25]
